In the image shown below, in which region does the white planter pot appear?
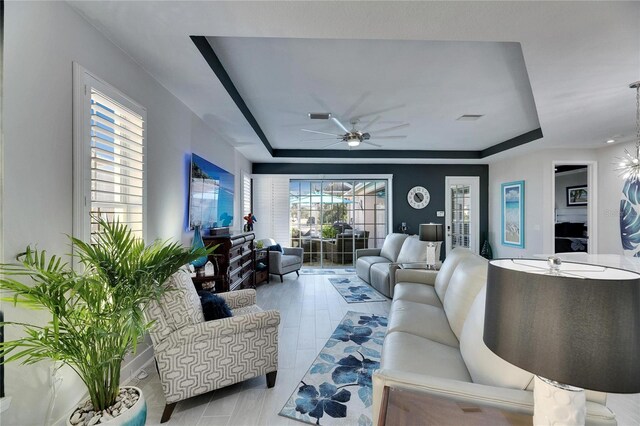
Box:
[67,386,147,426]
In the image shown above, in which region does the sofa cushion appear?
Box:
[381,331,471,382]
[392,282,442,308]
[388,300,459,347]
[369,262,393,297]
[434,248,473,302]
[281,254,300,267]
[396,236,429,264]
[379,233,409,262]
[443,256,488,339]
[356,255,389,283]
[460,287,534,391]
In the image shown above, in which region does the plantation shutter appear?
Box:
[90,89,145,241]
[242,172,252,216]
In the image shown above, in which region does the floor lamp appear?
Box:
[484,257,640,425]
[418,223,443,269]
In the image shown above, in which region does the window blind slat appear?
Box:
[91,146,144,168]
[91,102,144,134]
[92,158,143,177]
[91,127,143,154]
[92,137,144,161]
[91,169,143,186]
[91,115,143,143]
[91,90,144,126]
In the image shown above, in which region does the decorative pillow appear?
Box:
[268,243,283,253]
[197,291,233,321]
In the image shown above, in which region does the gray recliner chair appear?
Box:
[258,238,304,282]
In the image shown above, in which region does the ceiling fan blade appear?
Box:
[341,92,371,120]
[360,115,381,132]
[331,117,350,133]
[373,123,410,134]
[322,141,345,149]
[361,141,382,148]
[351,104,406,121]
[301,129,341,137]
[370,135,407,140]
[300,137,341,142]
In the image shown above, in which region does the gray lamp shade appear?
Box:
[419,223,444,242]
[483,259,640,393]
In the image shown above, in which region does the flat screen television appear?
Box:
[189,153,234,230]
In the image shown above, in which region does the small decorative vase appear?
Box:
[191,225,208,268]
[67,386,147,426]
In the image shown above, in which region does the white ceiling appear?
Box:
[67,1,640,164]
[208,37,539,151]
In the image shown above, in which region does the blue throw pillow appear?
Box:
[197,291,233,321]
[268,243,283,253]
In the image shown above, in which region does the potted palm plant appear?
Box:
[0,219,212,425]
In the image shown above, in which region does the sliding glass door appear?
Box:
[290,179,388,268]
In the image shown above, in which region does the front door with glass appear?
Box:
[445,176,480,255]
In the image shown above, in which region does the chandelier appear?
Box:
[616,81,640,180]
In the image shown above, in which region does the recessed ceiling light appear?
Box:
[457,115,484,121]
[606,139,615,144]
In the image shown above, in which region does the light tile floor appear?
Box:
[129,273,640,426]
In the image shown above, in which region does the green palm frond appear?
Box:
[0,216,215,411]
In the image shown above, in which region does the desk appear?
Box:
[378,386,532,426]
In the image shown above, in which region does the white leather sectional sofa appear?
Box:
[372,248,616,425]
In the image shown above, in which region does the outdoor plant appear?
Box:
[0,218,212,413]
[321,225,338,239]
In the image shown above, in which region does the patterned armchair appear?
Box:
[144,268,280,423]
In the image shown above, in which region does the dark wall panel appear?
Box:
[252,163,489,253]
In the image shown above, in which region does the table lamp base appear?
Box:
[533,376,586,426]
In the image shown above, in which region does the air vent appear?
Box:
[456,114,484,121]
[308,112,332,120]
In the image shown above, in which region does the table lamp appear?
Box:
[418,223,444,269]
[484,257,640,425]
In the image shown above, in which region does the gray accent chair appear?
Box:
[258,238,304,282]
[144,267,280,423]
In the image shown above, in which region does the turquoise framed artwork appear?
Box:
[501,180,525,248]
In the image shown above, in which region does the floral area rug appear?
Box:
[279,311,388,426]
[301,268,357,275]
[328,277,388,303]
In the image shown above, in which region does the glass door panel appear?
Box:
[290,179,388,268]
[445,177,480,255]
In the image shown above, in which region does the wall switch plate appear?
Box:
[436,211,445,217]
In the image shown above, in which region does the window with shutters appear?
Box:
[242,171,252,216]
[73,64,147,243]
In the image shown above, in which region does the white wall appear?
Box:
[488,149,597,258]
[2,2,250,424]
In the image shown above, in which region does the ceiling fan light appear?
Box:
[347,140,360,147]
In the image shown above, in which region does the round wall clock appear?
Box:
[407,186,430,209]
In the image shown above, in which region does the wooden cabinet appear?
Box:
[201,232,256,293]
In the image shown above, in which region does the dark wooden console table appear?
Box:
[200,232,256,293]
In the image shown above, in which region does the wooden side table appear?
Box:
[254,247,270,285]
[378,386,532,426]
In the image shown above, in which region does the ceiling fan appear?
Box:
[301,113,408,148]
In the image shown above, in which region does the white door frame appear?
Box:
[550,161,598,254]
[445,176,480,255]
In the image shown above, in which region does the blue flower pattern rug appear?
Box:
[329,277,388,303]
[279,311,388,425]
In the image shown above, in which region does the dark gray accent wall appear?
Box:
[252,163,489,255]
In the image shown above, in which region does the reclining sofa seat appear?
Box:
[372,248,614,426]
[356,233,431,297]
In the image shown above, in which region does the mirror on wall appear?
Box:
[553,165,589,254]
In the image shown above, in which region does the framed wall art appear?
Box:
[566,185,587,206]
[501,180,525,248]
